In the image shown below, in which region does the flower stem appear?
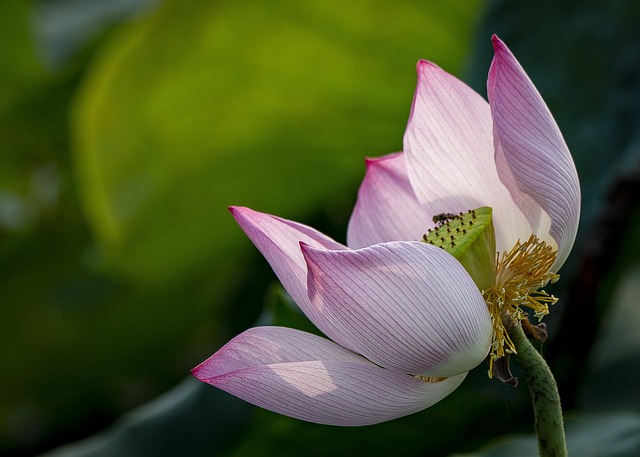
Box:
[510,323,567,457]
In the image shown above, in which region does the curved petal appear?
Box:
[193,326,466,426]
[302,241,492,377]
[488,35,580,270]
[230,207,354,349]
[193,326,370,378]
[347,152,432,249]
[402,60,540,253]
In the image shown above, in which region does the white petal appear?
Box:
[302,241,492,377]
[193,326,466,426]
[403,60,540,252]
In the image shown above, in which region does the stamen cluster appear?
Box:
[482,234,559,375]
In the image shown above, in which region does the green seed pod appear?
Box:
[422,206,496,291]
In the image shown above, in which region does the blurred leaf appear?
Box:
[452,412,640,457]
[72,0,484,284]
[40,379,253,457]
[0,0,47,196]
[32,0,160,70]
[0,2,97,452]
[0,0,45,105]
[580,263,640,411]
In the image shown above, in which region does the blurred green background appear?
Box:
[3,0,640,456]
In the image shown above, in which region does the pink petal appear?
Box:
[302,241,492,377]
[193,326,369,378]
[403,60,540,253]
[488,35,580,270]
[193,326,466,426]
[347,152,432,249]
[230,207,354,349]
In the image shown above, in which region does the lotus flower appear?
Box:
[192,36,580,426]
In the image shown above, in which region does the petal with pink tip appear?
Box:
[403,60,540,253]
[230,207,353,348]
[488,35,580,270]
[302,241,492,377]
[192,326,370,379]
[347,152,431,249]
[192,326,466,426]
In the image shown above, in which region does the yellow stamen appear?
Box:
[482,234,559,377]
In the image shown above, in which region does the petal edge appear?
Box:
[302,241,492,377]
[488,36,580,269]
[198,359,466,426]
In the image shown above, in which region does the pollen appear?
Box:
[414,375,447,383]
[482,234,559,377]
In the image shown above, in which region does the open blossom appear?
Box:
[192,36,580,426]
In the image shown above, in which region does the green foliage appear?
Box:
[452,412,640,457]
[41,380,253,457]
[72,0,483,283]
[0,1,45,104]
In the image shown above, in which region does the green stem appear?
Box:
[510,323,567,457]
